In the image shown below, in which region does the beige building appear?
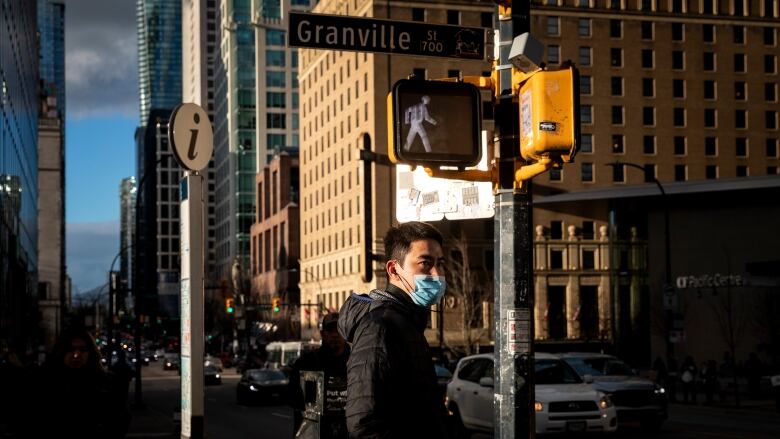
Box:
[297,0,495,340]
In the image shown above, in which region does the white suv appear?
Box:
[445,353,618,435]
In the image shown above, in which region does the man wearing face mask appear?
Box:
[338,221,447,438]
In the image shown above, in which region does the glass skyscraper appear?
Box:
[1,0,40,353]
[136,0,182,124]
[37,0,65,118]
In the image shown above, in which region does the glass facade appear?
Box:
[1,0,39,351]
[136,0,182,124]
[38,0,65,118]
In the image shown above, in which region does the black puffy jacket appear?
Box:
[337,284,445,439]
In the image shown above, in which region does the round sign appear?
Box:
[169,103,214,171]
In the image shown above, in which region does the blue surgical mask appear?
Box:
[396,265,446,307]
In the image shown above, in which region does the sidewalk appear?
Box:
[125,401,179,439]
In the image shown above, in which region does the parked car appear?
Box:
[445,353,618,435]
[205,365,222,385]
[236,368,289,405]
[560,353,667,431]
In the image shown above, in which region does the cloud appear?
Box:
[66,220,119,294]
[65,0,138,119]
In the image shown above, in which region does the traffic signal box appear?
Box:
[272,298,281,313]
[225,298,235,314]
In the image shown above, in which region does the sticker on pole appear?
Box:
[169,103,214,172]
[507,309,531,354]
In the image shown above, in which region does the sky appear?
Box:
[65,0,138,294]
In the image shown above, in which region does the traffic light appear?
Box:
[517,65,580,164]
[272,298,281,314]
[387,79,482,168]
[226,298,235,314]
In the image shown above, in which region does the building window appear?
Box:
[610,19,622,38]
[643,135,656,154]
[703,52,716,71]
[580,133,593,153]
[643,78,655,97]
[611,106,624,124]
[706,165,718,179]
[547,45,560,64]
[704,109,717,128]
[734,0,746,14]
[736,166,749,177]
[612,163,625,182]
[549,168,562,181]
[766,55,777,74]
[641,21,653,40]
[673,79,685,98]
[704,80,716,99]
[579,18,591,37]
[768,111,779,129]
[266,71,286,87]
[610,0,621,8]
[582,221,595,239]
[547,16,560,35]
[447,10,460,25]
[581,163,594,182]
[612,135,624,153]
[674,164,687,181]
[735,109,747,129]
[674,108,686,127]
[550,250,564,269]
[550,221,563,240]
[733,25,745,44]
[582,250,596,269]
[765,27,777,45]
[672,23,684,41]
[581,105,593,124]
[640,0,653,10]
[672,0,684,12]
[610,48,623,67]
[579,47,592,66]
[736,137,748,157]
[267,92,286,108]
[643,106,655,125]
[674,136,686,155]
[578,0,590,6]
[705,137,718,156]
[266,50,285,67]
[734,53,746,73]
[611,77,623,96]
[644,164,657,182]
[766,83,778,101]
[266,29,286,46]
[580,75,592,95]
[412,68,426,79]
[767,138,779,157]
[267,113,286,129]
[641,49,654,69]
[769,166,780,175]
[481,12,494,28]
[673,51,685,70]
[703,24,715,43]
[448,69,461,79]
[735,81,747,100]
[412,8,425,21]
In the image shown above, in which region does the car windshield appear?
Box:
[565,357,635,376]
[535,359,582,384]
[248,370,286,381]
[435,365,453,378]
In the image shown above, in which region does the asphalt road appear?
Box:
[128,365,780,439]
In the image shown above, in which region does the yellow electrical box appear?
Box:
[518,66,579,163]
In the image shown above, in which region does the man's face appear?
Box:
[388,239,445,293]
[64,338,89,369]
[321,327,346,354]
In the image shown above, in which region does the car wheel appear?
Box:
[447,404,470,439]
[640,416,663,432]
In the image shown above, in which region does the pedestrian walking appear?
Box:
[338,221,447,438]
[289,313,350,439]
[681,355,698,404]
[34,327,130,438]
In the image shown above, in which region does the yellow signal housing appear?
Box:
[518,66,579,164]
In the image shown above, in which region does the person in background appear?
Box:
[35,327,130,438]
[289,313,350,439]
[680,355,698,404]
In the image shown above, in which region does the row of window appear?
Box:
[580,134,780,158]
[581,77,778,102]
[550,162,779,182]
[251,220,287,275]
[580,105,779,130]
[304,196,361,235]
[557,17,777,46]
[548,45,778,74]
[303,226,361,261]
[537,0,779,17]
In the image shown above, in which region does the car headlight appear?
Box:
[534,401,543,412]
[215,374,220,379]
[249,384,258,391]
[599,395,613,409]
[654,385,666,395]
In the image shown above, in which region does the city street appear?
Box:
[127,366,780,439]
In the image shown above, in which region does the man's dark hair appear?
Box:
[383,221,443,264]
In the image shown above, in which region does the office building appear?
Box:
[38,0,65,118]
[297,0,496,340]
[0,0,39,354]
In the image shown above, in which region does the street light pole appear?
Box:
[608,161,673,361]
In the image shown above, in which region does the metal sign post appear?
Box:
[169,103,213,439]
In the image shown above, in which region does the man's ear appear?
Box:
[386,260,399,280]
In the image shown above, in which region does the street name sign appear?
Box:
[288,12,487,60]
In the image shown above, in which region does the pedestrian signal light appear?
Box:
[518,66,580,164]
[272,298,281,313]
[387,79,482,168]
[226,298,235,314]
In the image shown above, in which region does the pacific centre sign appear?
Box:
[288,12,487,60]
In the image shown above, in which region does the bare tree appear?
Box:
[444,231,493,356]
[709,285,748,406]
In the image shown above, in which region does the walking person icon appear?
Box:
[403,96,437,152]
